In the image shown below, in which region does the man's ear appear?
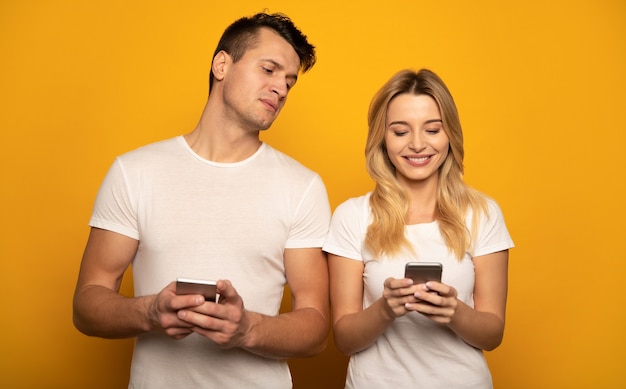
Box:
[211,50,230,82]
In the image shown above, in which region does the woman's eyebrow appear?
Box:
[388,118,442,126]
[424,119,443,124]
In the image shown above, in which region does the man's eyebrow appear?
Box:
[262,59,299,82]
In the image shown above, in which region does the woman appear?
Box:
[323,69,514,388]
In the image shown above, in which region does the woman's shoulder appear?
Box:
[482,194,506,217]
[466,191,510,232]
[335,192,372,212]
[331,192,373,225]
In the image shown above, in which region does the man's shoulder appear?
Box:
[117,136,182,161]
[261,144,318,175]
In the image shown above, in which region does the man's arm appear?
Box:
[178,247,330,358]
[245,247,330,357]
[72,227,203,339]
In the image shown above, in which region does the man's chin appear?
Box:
[248,114,277,132]
[256,118,275,131]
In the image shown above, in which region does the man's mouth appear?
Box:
[260,98,278,112]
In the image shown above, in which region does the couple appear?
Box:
[72,12,513,389]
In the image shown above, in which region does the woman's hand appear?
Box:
[381,277,420,320]
[405,281,459,324]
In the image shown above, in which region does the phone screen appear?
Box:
[176,278,218,302]
[404,262,442,284]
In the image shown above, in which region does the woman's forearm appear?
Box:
[333,298,395,355]
[447,301,505,351]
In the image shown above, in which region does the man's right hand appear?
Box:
[149,281,206,339]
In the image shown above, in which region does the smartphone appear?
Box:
[404,262,442,284]
[176,278,218,302]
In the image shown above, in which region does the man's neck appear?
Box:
[184,103,263,163]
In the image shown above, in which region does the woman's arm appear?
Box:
[410,250,509,350]
[329,254,417,355]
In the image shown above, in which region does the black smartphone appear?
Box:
[404,262,442,284]
[176,278,218,302]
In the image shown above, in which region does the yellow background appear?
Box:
[1,1,625,388]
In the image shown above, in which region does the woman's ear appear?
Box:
[211,50,230,83]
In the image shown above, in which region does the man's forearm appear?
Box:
[73,285,154,338]
[240,307,329,359]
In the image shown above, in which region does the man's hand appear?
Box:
[148,281,206,339]
[176,279,250,348]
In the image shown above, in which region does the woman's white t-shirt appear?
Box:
[323,192,514,389]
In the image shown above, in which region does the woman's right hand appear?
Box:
[381,277,419,319]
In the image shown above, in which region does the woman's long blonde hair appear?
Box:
[365,69,487,260]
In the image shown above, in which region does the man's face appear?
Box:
[221,28,301,132]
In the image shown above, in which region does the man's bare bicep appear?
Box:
[76,227,138,292]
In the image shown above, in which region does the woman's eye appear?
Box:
[426,128,442,134]
[262,67,273,74]
[393,131,408,137]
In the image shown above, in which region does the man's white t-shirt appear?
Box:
[90,136,331,388]
[323,192,514,389]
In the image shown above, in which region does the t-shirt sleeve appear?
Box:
[285,174,331,249]
[323,198,365,261]
[471,199,514,258]
[89,158,139,240]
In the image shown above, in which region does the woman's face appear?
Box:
[384,93,450,188]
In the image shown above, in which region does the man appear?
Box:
[73,12,330,388]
